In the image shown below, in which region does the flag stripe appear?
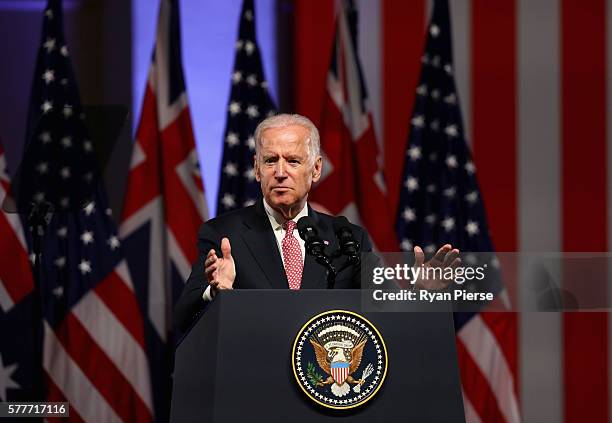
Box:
[382,0,426,214]
[43,322,122,423]
[608,1,612,420]
[459,316,521,423]
[517,0,563,419]
[72,289,153,412]
[0,208,34,310]
[462,392,484,423]
[93,269,147,349]
[448,0,472,145]
[45,373,86,423]
[471,0,517,253]
[561,1,609,422]
[56,312,152,422]
[457,338,508,422]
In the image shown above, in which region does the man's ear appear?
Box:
[312,156,323,182]
[254,155,261,182]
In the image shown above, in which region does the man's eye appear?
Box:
[265,158,277,164]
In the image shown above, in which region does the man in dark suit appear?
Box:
[175,114,459,332]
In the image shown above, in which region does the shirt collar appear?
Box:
[263,199,309,230]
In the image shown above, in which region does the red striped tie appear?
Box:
[282,220,303,290]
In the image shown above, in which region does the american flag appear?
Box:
[119,0,208,419]
[216,0,276,215]
[0,0,154,420]
[395,1,519,422]
[309,0,398,252]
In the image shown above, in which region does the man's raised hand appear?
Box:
[413,244,461,290]
[204,237,236,295]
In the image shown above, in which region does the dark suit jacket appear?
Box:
[174,200,373,333]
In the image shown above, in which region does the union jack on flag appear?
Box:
[119,0,208,419]
[395,1,519,422]
[310,0,398,252]
[0,0,153,420]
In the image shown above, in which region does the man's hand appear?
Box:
[413,244,461,290]
[204,237,236,296]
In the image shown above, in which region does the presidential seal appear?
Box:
[292,310,388,410]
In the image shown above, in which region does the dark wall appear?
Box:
[0,0,132,217]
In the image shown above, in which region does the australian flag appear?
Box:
[0,1,153,420]
[216,0,276,215]
[395,1,520,422]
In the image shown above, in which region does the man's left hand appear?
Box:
[413,244,461,290]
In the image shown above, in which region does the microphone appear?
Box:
[296,216,327,258]
[332,216,361,262]
[297,216,337,289]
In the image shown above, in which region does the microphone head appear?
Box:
[296,216,318,239]
[332,215,351,234]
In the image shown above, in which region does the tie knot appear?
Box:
[283,220,296,234]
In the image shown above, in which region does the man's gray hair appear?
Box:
[254,113,321,164]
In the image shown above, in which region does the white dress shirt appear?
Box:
[202,200,309,301]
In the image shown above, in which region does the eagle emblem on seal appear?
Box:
[292,310,388,409]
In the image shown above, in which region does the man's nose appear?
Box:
[274,160,287,178]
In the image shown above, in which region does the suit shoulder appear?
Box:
[199,205,257,232]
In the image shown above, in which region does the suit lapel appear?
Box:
[241,201,289,289]
[300,206,335,289]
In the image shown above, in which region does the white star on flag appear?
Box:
[36,162,49,174]
[244,167,255,181]
[52,286,64,298]
[80,231,94,245]
[223,162,238,177]
[443,186,456,198]
[83,202,95,216]
[430,24,440,38]
[60,166,70,179]
[43,37,56,53]
[444,124,458,138]
[246,105,259,118]
[232,71,242,84]
[445,155,458,168]
[42,69,55,84]
[246,74,258,86]
[465,191,478,204]
[39,132,52,143]
[221,193,236,208]
[465,220,480,236]
[226,132,239,147]
[0,354,20,401]
[407,146,421,161]
[63,104,73,118]
[442,216,455,232]
[61,136,72,148]
[416,84,428,96]
[244,40,255,55]
[400,239,413,251]
[107,236,120,250]
[247,136,256,150]
[78,260,92,275]
[54,256,66,268]
[404,176,419,191]
[411,115,425,128]
[41,100,53,114]
[229,101,241,115]
[402,207,416,222]
[465,161,476,174]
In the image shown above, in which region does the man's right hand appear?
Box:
[204,237,236,295]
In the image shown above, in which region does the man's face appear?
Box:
[255,125,322,215]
